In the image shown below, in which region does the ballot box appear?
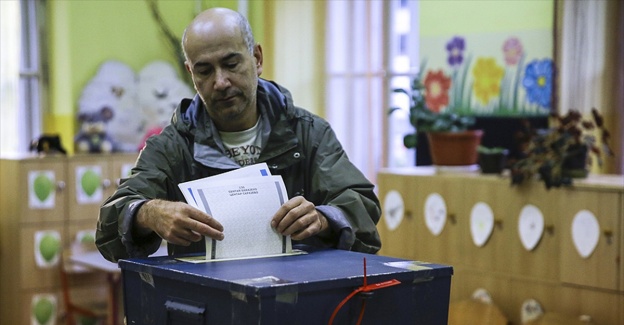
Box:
[119,248,453,325]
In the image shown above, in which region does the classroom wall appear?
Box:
[270,0,325,117]
[420,0,553,36]
[44,0,274,154]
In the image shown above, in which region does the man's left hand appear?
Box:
[271,196,329,240]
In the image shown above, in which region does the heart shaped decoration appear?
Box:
[424,193,446,236]
[518,204,544,251]
[571,210,600,259]
[383,190,404,231]
[470,202,494,247]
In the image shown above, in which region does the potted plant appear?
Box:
[477,146,509,174]
[389,76,483,166]
[510,108,613,189]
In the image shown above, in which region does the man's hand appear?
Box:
[271,196,329,240]
[135,199,224,246]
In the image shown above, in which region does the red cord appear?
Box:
[356,300,367,325]
[327,288,364,325]
[327,258,401,325]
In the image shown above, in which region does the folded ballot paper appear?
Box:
[177,163,304,262]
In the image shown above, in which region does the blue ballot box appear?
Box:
[119,248,453,324]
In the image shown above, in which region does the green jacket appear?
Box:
[96,79,381,262]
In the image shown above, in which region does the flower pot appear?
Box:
[426,130,484,166]
[478,150,509,174]
[562,144,589,178]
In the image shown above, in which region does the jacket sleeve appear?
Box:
[307,122,382,254]
[96,127,188,262]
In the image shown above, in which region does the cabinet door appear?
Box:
[20,158,67,224]
[559,188,620,290]
[507,184,560,281]
[558,285,621,325]
[67,155,112,222]
[377,173,417,259]
[20,225,64,290]
[453,270,512,317]
[412,175,463,266]
[620,193,624,293]
[66,219,99,255]
[460,178,512,274]
[109,152,138,189]
[23,290,60,325]
[509,278,560,325]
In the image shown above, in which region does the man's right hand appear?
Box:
[134,199,224,246]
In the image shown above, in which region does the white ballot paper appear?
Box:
[179,163,271,209]
[177,164,303,262]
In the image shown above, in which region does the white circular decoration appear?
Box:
[383,190,404,231]
[470,202,494,247]
[518,204,545,251]
[424,193,447,236]
[571,210,600,259]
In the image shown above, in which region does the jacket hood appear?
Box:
[169,78,301,169]
[173,78,295,138]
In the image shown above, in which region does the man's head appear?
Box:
[182,8,263,132]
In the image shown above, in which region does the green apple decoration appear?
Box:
[32,296,54,325]
[39,232,60,263]
[81,169,101,197]
[33,173,54,202]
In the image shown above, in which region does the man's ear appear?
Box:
[254,44,263,76]
[184,61,192,74]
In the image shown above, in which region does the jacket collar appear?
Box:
[174,79,301,169]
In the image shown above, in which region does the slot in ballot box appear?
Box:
[119,248,453,324]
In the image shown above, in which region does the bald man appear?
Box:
[96,8,381,262]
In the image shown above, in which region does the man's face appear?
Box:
[184,25,263,131]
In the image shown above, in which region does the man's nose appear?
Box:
[214,69,231,90]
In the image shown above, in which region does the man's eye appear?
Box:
[226,62,238,69]
[196,69,211,76]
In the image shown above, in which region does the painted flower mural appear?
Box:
[502,37,524,66]
[445,36,471,110]
[424,70,451,112]
[472,57,504,105]
[420,32,552,114]
[500,37,526,111]
[522,59,553,109]
[446,36,465,67]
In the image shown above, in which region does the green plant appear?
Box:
[477,145,508,154]
[510,108,613,189]
[389,76,476,148]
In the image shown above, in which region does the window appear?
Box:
[1,0,45,155]
[325,0,384,181]
[325,0,419,182]
[386,0,419,168]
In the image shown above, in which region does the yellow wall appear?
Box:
[420,0,554,36]
[45,0,272,153]
[270,0,325,117]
